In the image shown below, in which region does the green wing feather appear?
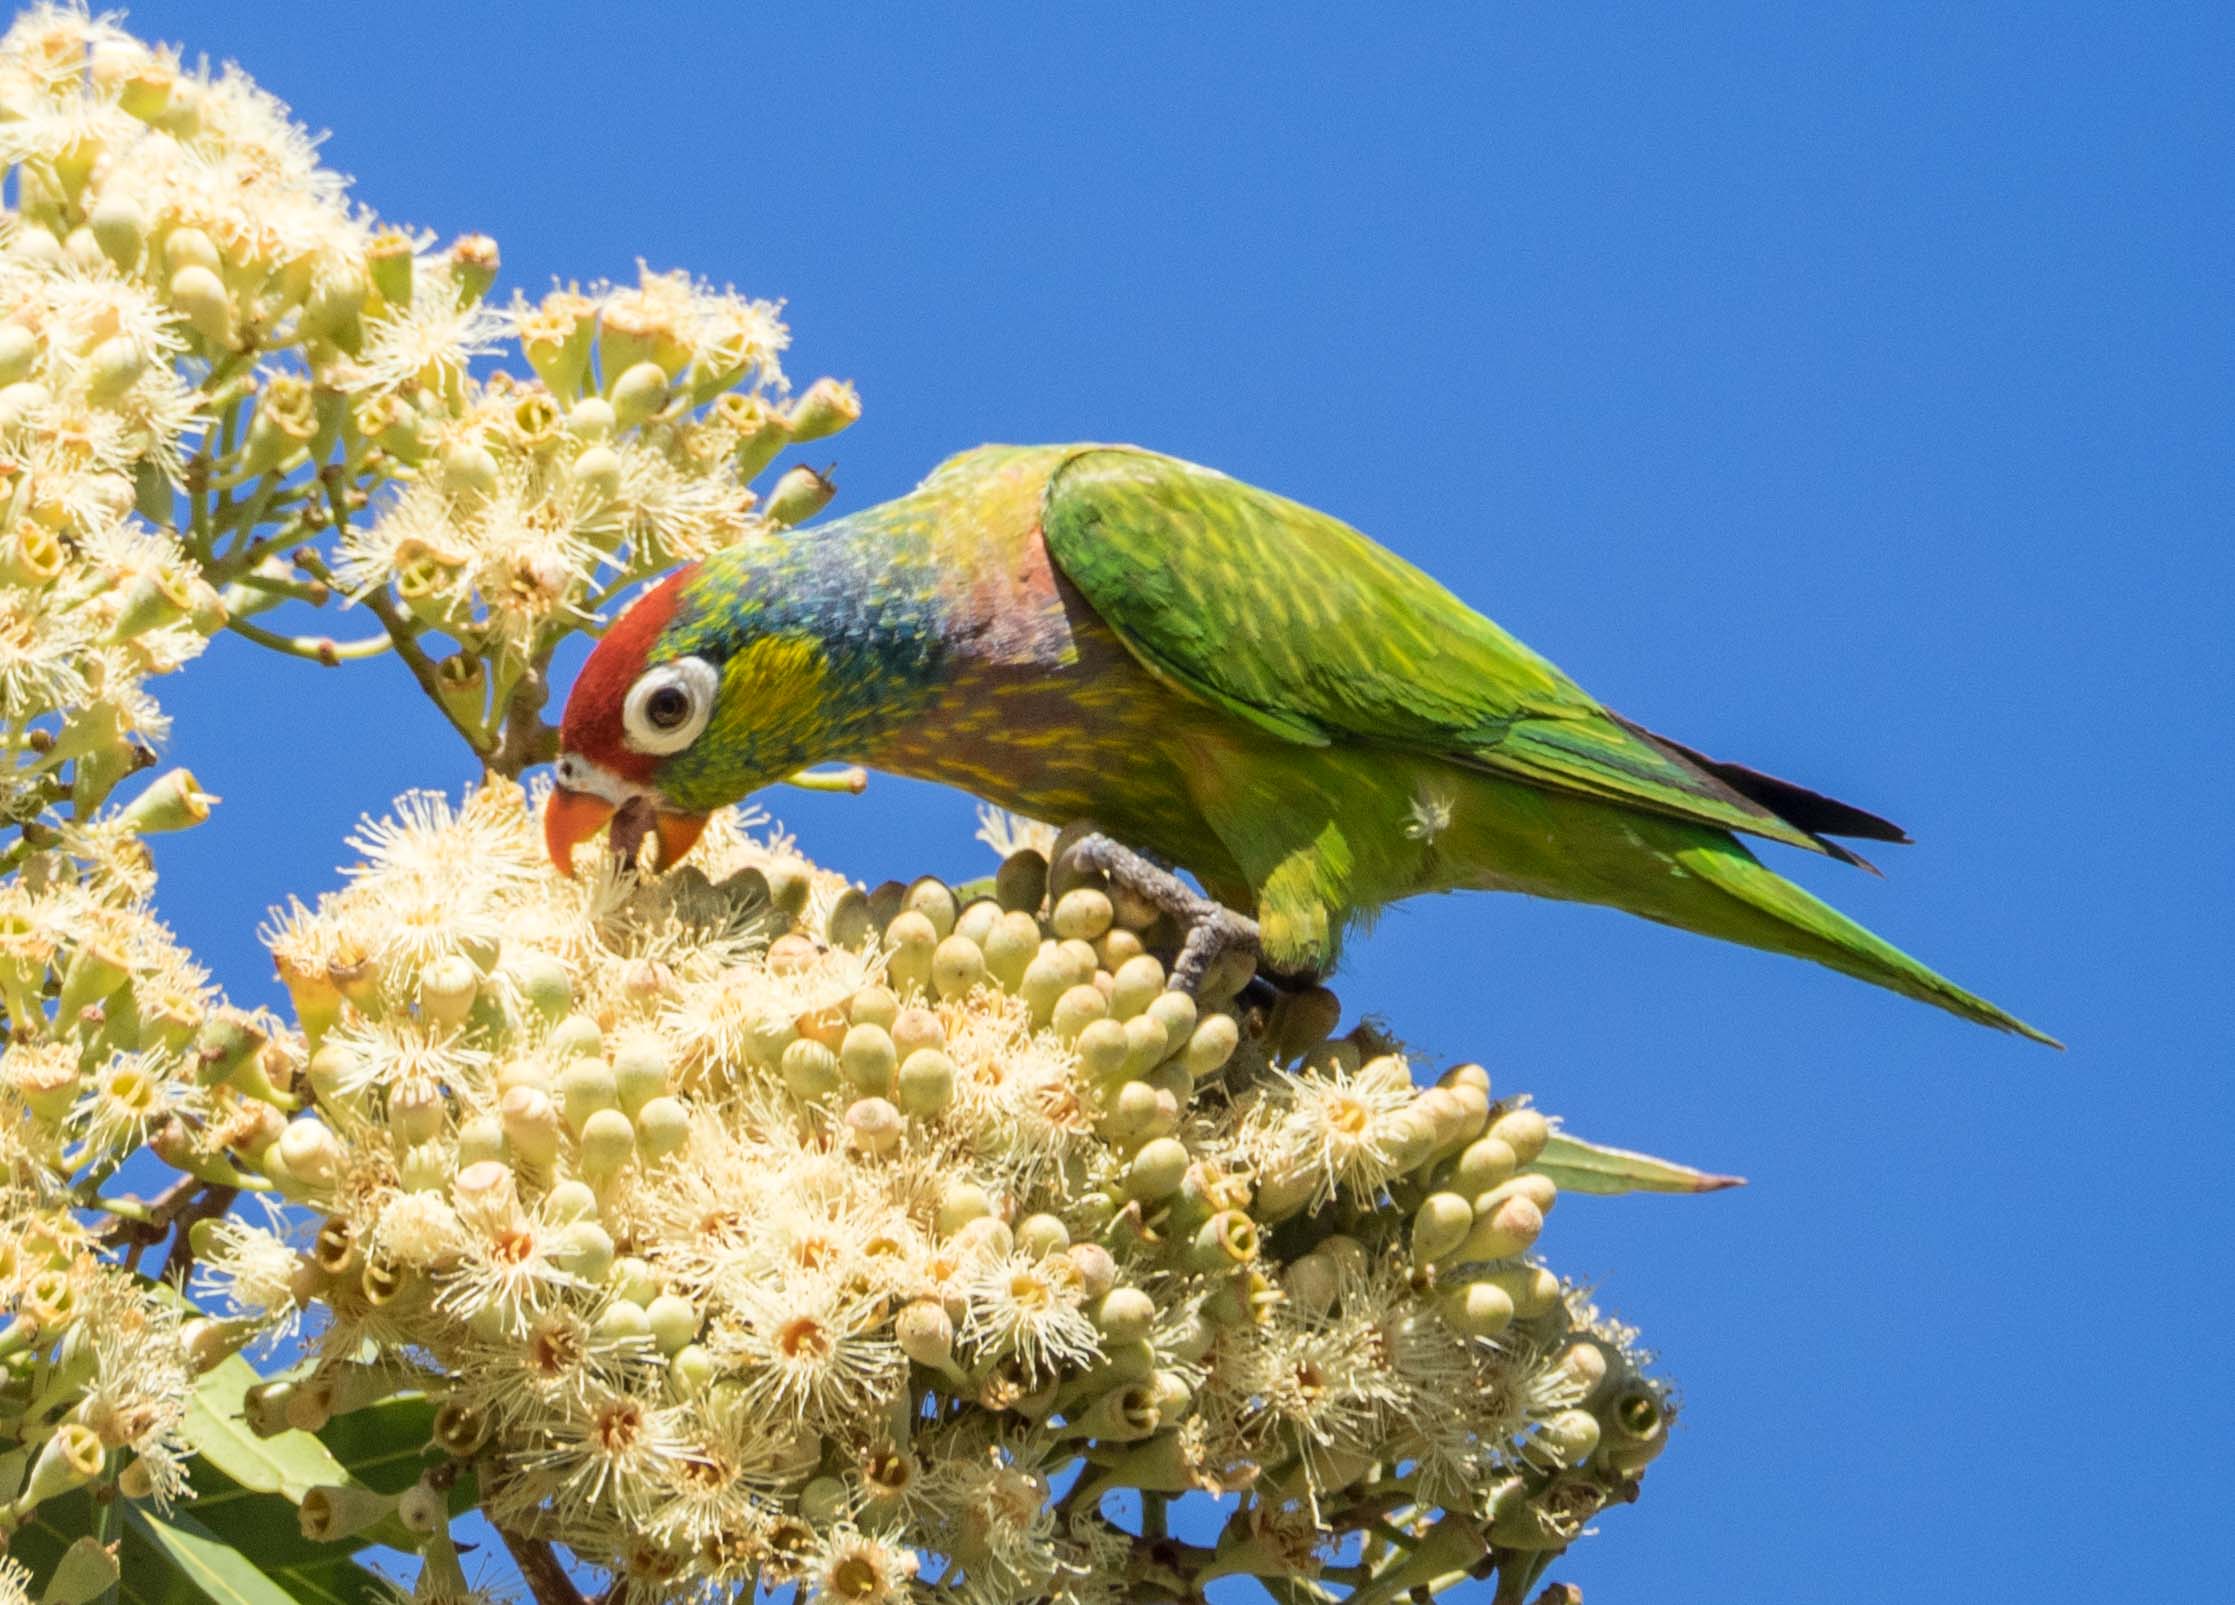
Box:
[1041,447,1831,854]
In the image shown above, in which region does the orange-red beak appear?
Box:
[544,787,708,877]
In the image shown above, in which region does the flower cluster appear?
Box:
[199,782,1670,1604]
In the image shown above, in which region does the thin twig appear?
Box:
[498,1528,589,1605]
[224,616,393,664]
[292,549,496,760]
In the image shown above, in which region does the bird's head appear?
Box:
[546,555,837,875]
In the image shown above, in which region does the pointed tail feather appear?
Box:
[1670,838,2061,1047]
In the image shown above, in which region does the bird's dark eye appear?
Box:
[645,685,692,730]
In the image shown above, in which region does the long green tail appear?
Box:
[1657,835,2060,1046]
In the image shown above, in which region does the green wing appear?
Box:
[1040,447,1833,854]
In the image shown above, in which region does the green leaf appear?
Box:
[120,1505,312,1605]
[180,1353,353,1502]
[1529,1130,1745,1196]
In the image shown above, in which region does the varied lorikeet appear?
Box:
[549,443,2053,1044]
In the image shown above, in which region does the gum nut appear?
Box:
[983,912,1041,990]
[1192,1208,1258,1268]
[1052,984,1109,1043]
[1462,1194,1544,1261]
[781,1038,841,1100]
[895,1298,955,1366]
[1067,1242,1118,1299]
[932,934,987,999]
[611,1043,670,1114]
[1411,1192,1475,1263]
[896,1048,956,1115]
[1074,1016,1130,1080]
[1124,1136,1190,1200]
[765,933,819,975]
[1488,1106,1552,1165]
[840,1022,899,1095]
[635,1096,691,1158]
[827,885,874,949]
[1051,887,1115,942]
[935,1182,993,1236]
[1602,1382,1668,1449]
[1283,1253,1340,1319]
[1181,1013,1240,1079]
[1441,1061,1492,1097]
[500,1085,562,1167]
[645,1293,699,1355]
[1094,1285,1157,1344]
[1146,989,1198,1044]
[1016,1212,1070,1257]
[418,955,479,1026]
[954,898,1001,947]
[849,985,900,1030]
[903,876,959,937]
[1537,1408,1602,1468]
[597,1299,652,1343]
[1444,1279,1517,1338]
[544,1179,599,1223]
[891,1006,945,1059]
[577,1107,637,1177]
[994,848,1049,913]
[1101,1079,1162,1140]
[549,1014,603,1059]
[1108,954,1166,1019]
[1450,1135,1519,1195]
[1120,1013,1170,1076]
[557,1059,620,1134]
[844,1096,904,1155]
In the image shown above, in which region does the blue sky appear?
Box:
[124,3,2231,1599]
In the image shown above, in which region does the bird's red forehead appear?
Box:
[559,565,697,780]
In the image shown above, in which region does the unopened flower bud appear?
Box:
[1487,1106,1552,1166]
[844,1096,903,1156]
[447,233,499,305]
[396,1479,446,1536]
[1462,1193,1545,1262]
[840,1022,898,1096]
[1181,1013,1240,1079]
[1442,1278,1516,1338]
[781,1037,840,1100]
[577,1107,636,1178]
[936,1182,993,1236]
[366,229,416,307]
[896,1047,956,1115]
[418,955,479,1027]
[557,1059,620,1134]
[635,1096,690,1160]
[1535,1407,1602,1468]
[607,360,670,429]
[500,1085,562,1168]
[763,462,835,526]
[930,935,987,999]
[167,264,233,347]
[1093,1285,1157,1345]
[1412,1191,1475,1264]
[275,1118,342,1190]
[1449,1134,1519,1195]
[895,1299,956,1368]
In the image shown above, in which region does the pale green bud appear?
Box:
[608,1256,660,1305]
[984,911,1041,991]
[120,767,218,834]
[608,361,670,428]
[826,885,875,949]
[566,395,616,440]
[1535,1408,1602,1468]
[1052,983,1109,1043]
[646,1292,699,1355]
[544,1179,599,1224]
[577,1107,636,1178]
[1107,954,1166,1019]
[500,1085,562,1168]
[635,1096,690,1159]
[504,950,573,1022]
[935,1182,993,1236]
[931,934,987,999]
[418,955,479,1027]
[84,333,147,400]
[456,1116,505,1169]
[896,1048,956,1115]
[1074,1016,1130,1080]
[1462,1192,1545,1262]
[883,909,939,995]
[87,194,145,269]
[1449,1134,1519,1195]
[1016,1212,1070,1258]
[1100,1079,1162,1141]
[1443,1278,1517,1338]
[1124,1136,1190,1200]
[612,1043,669,1114]
[781,1038,841,1100]
[166,262,235,347]
[764,462,836,525]
[844,1095,904,1155]
[396,1480,446,1537]
[0,321,40,385]
[954,897,1001,948]
[1120,1013,1171,1077]
[1093,1285,1157,1344]
[558,1059,621,1134]
[799,1475,851,1526]
[275,1118,342,1190]
[668,1344,717,1398]
[1180,1013,1240,1079]
[1146,989,1197,1046]
[25,1422,105,1504]
[1412,1192,1475,1263]
[841,1022,898,1096]
[597,1299,651,1344]
[895,1299,956,1368]
[552,1220,615,1284]
[1488,1106,1551,1165]
[1051,887,1114,942]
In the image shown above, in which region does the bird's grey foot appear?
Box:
[1060,832,1260,995]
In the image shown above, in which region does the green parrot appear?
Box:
[548,443,2053,1044]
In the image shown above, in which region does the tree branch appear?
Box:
[498,1528,589,1605]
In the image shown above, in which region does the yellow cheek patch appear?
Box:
[703,633,834,756]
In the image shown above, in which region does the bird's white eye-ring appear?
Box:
[621,657,717,755]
